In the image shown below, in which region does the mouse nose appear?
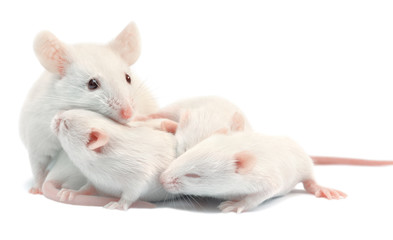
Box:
[120,106,133,120]
[159,175,166,185]
[52,117,62,134]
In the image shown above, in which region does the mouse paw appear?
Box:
[218,200,246,214]
[315,187,347,200]
[57,188,80,202]
[303,180,347,200]
[104,200,131,210]
[29,187,43,195]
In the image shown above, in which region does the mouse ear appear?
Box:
[161,120,178,134]
[33,31,70,76]
[230,112,245,132]
[234,151,256,174]
[109,22,141,66]
[87,128,109,153]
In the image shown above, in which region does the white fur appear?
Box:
[153,96,252,155]
[19,22,158,192]
[161,131,333,212]
[45,151,87,190]
[53,109,178,210]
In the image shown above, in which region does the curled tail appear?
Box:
[42,181,155,208]
[311,156,393,166]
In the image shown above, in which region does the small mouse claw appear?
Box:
[104,200,130,210]
[29,187,43,195]
[303,180,347,200]
[315,188,347,200]
[218,200,246,213]
[104,201,119,210]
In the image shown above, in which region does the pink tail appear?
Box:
[42,181,155,208]
[311,156,393,166]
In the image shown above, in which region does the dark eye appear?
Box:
[125,73,131,84]
[184,173,201,178]
[88,78,100,90]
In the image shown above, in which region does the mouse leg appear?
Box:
[303,179,347,199]
[57,182,96,201]
[29,154,51,194]
[104,186,146,210]
[218,190,279,213]
[104,197,136,210]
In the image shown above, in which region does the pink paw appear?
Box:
[57,188,80,201]
[314,188,347,200]
[29,187,43,195]
[104,200,130,211]
[218,200,246,213]
[303,180,347,200]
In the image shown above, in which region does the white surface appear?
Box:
[1,0,392,239]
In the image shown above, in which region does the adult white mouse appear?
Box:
[19,22,158,194]
[51,109,178,210]
[148,96,253,156]
[160,127,347,213]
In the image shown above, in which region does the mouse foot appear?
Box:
[218,200,246,213]
[57,188,84,201]
[104,200,131,210]
[303,179,347,200]
[29,187,43,195]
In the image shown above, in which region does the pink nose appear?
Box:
[120,107,133,120]
[159,175,166,185]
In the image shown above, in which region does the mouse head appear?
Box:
[34,22,156,124]
[51,109,110,156]
[160,133,257,197]
[173,111,246,156]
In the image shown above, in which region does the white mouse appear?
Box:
[51,109,178,210]
[154,98,393,166]
[160,121,347,213]
[19,22,158,195]
[147,96,253,156]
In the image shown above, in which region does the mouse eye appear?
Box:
[125,73,131,84]
[88,78,100,90]
[184,173,201,178]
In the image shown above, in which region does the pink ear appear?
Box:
[87,128,109,153]
[161,120,178,134]
[231,112,245,132]
[234,151,257,174]
[109,22,141,66]
[34,31,69,76]
[178,110,190,127]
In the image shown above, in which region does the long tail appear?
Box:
[311,156,393,166]
[42,181,155,208]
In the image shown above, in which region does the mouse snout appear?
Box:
[51,112,71,135]
[51,117,62,135]
[160,174,180,193]
[51,112,65,135]
[120,106,133,120]
[159,174,167,186]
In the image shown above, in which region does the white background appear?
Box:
[1,0,393,239]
